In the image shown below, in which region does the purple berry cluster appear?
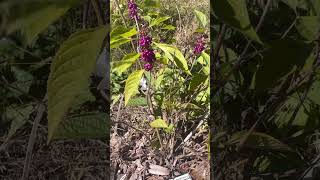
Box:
[139,32,155,71]
[139,35,152,47]
[193,35,207,55]
[128,0,139,20]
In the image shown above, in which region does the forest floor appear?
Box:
[110,102,209,179]
[0,112,109,180]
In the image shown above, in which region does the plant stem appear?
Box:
[91,0,104,25]
[147,71,155,115]
[114,0,138,56]
[156,129,163,150]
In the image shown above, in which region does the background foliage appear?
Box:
[212,0,320,179]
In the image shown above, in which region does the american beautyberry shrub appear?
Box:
[111,0,210,136]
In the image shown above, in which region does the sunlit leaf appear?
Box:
[124,70,145,106]
[154,43,191,74]
[149,16,171,27]
[150,119,168,128]
[112,53,140,75]
[194,10,208,28]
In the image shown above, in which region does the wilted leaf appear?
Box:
[148,164,170,176]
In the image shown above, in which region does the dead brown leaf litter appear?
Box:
[110,105,209,180]
[0,120,109,180]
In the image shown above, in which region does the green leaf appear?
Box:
[3,0,79,44]
[149,16,171,27]
[308,79,320,105]
[253,153,303,173]
[188,73,208,91]
[255,39,313,90]
[150,119,168,128]
[194,10,208,28]
[71,86,95,110]
[143,15,152,23]
[119,28,137,38]
[219,48,237,62]
[198,51,210,75]
[52,112,109,139]
[47,26,108,141]
[213,0,262,44]
[164,124,174,133]
[8,67,34,97]
[144,0,160,8]
[110,38,131,49]
[275,94,309,128]
[296,16,320,41]
[124,70,145,106]
[154,68,165,89]
[308,0,320,15]
[110,27,136,49]
[5,104,33,138]
[127,97,147,106]
[111,94,121,106]
[154,43,191,74]
[161,25,176,30]
[281,0,298,11]
[227,131,294,152]
[112,53,140,75]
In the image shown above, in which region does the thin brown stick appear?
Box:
[21,99,46,180]
[91,0,104,26]
[113,94,124,135]
[82,0,90,29]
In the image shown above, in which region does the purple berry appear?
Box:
[144,63,153,71]
[193,36,206,55]
[139,35,152,47]
[128,0,139,20]
[141,49,155,62]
